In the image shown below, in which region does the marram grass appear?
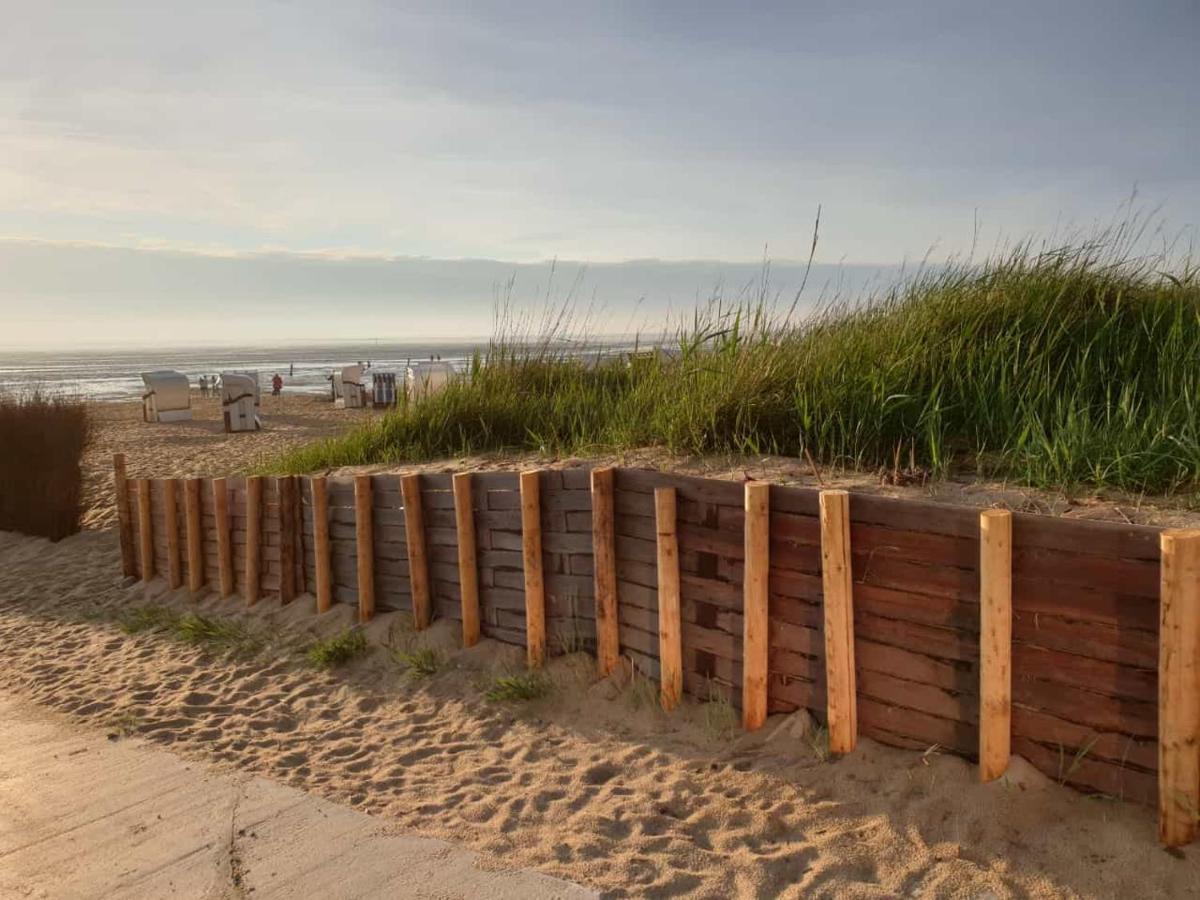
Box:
[272,233,1200,496]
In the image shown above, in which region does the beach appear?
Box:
[81,392,382,528]
[0,525,1196,897]
[0,397,1193,897]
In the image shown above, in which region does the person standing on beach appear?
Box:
[272,373,283,396]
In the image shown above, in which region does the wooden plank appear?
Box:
[137,478,154,582]
[521,470,546,668]
[245,476,263,605]
[355,475,376,623]
[277,476,297,603]
[453,473,480,647]
[402,473,431,629]
[163,479,182,589]
[113,454,138,578]
[742,481,769,731]
[656,486,682,711]
[311,476,332,613]
[820,490,856,754]
[185,478,204,593]
[213,477,233,598]
[1159,529,1200,846]
[979,508,1012,782]
[591,467,620,677]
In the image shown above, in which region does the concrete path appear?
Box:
[0,693,596,899]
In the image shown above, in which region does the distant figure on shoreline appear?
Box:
[289,363,294,376]
[272,373,283,396]
[198,375,208,398]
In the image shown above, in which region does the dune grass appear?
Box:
[272,227,1200,496]
[0,389,91,540]
[119,606,259,653]
[304,628,370,669]
[485,671,551,702]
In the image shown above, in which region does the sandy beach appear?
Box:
[0,397,1193,897]
[81,392,382,528]
[0,526,1196,898]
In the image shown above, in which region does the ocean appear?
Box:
[0,342,489,401]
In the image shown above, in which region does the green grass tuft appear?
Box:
[119,607,259,653]
[485,670,551,702]
[305,629,369,669]
[393,647,444,678]
[268,226,1200,497]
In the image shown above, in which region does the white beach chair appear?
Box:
[221,372,261,433]
[336,365,366,409]
[140,371,193,423]
[372,371,398,407]
[406,361,455,403]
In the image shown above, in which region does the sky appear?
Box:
[1,1,1197,348]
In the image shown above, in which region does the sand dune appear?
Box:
[0,527,1195,898]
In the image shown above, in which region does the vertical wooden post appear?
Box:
[742,481,770,730]
[453,473,481,647]
[137,478,154,583]
[401,473,431,629]
[591,467,620,677]
[185,477,204,593]
[245,476,263,605]
[520,470,546,669]
[163,479,182,590]
[1159,529,1200,847]
[979,508,1013,782]
[278,476,297,604]
[213,477,234,598]
[292,478,307,596]
[354,475,375,623]
[820,489,857,754]
[113,454,137,578]
[311,476,333,613]
[655,487,682,711]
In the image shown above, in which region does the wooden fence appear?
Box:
[111,455,1200,847]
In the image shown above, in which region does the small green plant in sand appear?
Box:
[624,661,660,712]
[119,607,259,653]
[806,725,831,762]
[119,606,178,634]
[305,628,369,669]
[701,682,738,740]
[485,670,551,702]
[1057,737,1099,786]
[393,646,444,678]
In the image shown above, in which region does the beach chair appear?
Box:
[140,371,193,423]
[221,372,261,432]
[406,361,455,403]
[336,365,366,409]
[372,371,398,407]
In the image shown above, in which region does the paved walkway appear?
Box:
[0,693,596,899]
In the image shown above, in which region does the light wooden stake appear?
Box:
[591,467,620,677]
[137,478,154,582]
[453,473,481,647]
[655,486,682,711]
[520,470,546,668]
[245,476,263,604]
[164,478,182,590]
[354,474,375,623]
[401,473,431,629]
[820,489,857,754]
[113,454,137,578]
[311,476,332,613]
[213,477,233,598]
[742,481,770,730]
[979,508,1013,782]
[1159,529,1200,847]
[185,478,204,593]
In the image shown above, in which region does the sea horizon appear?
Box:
[0,337,646,401]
